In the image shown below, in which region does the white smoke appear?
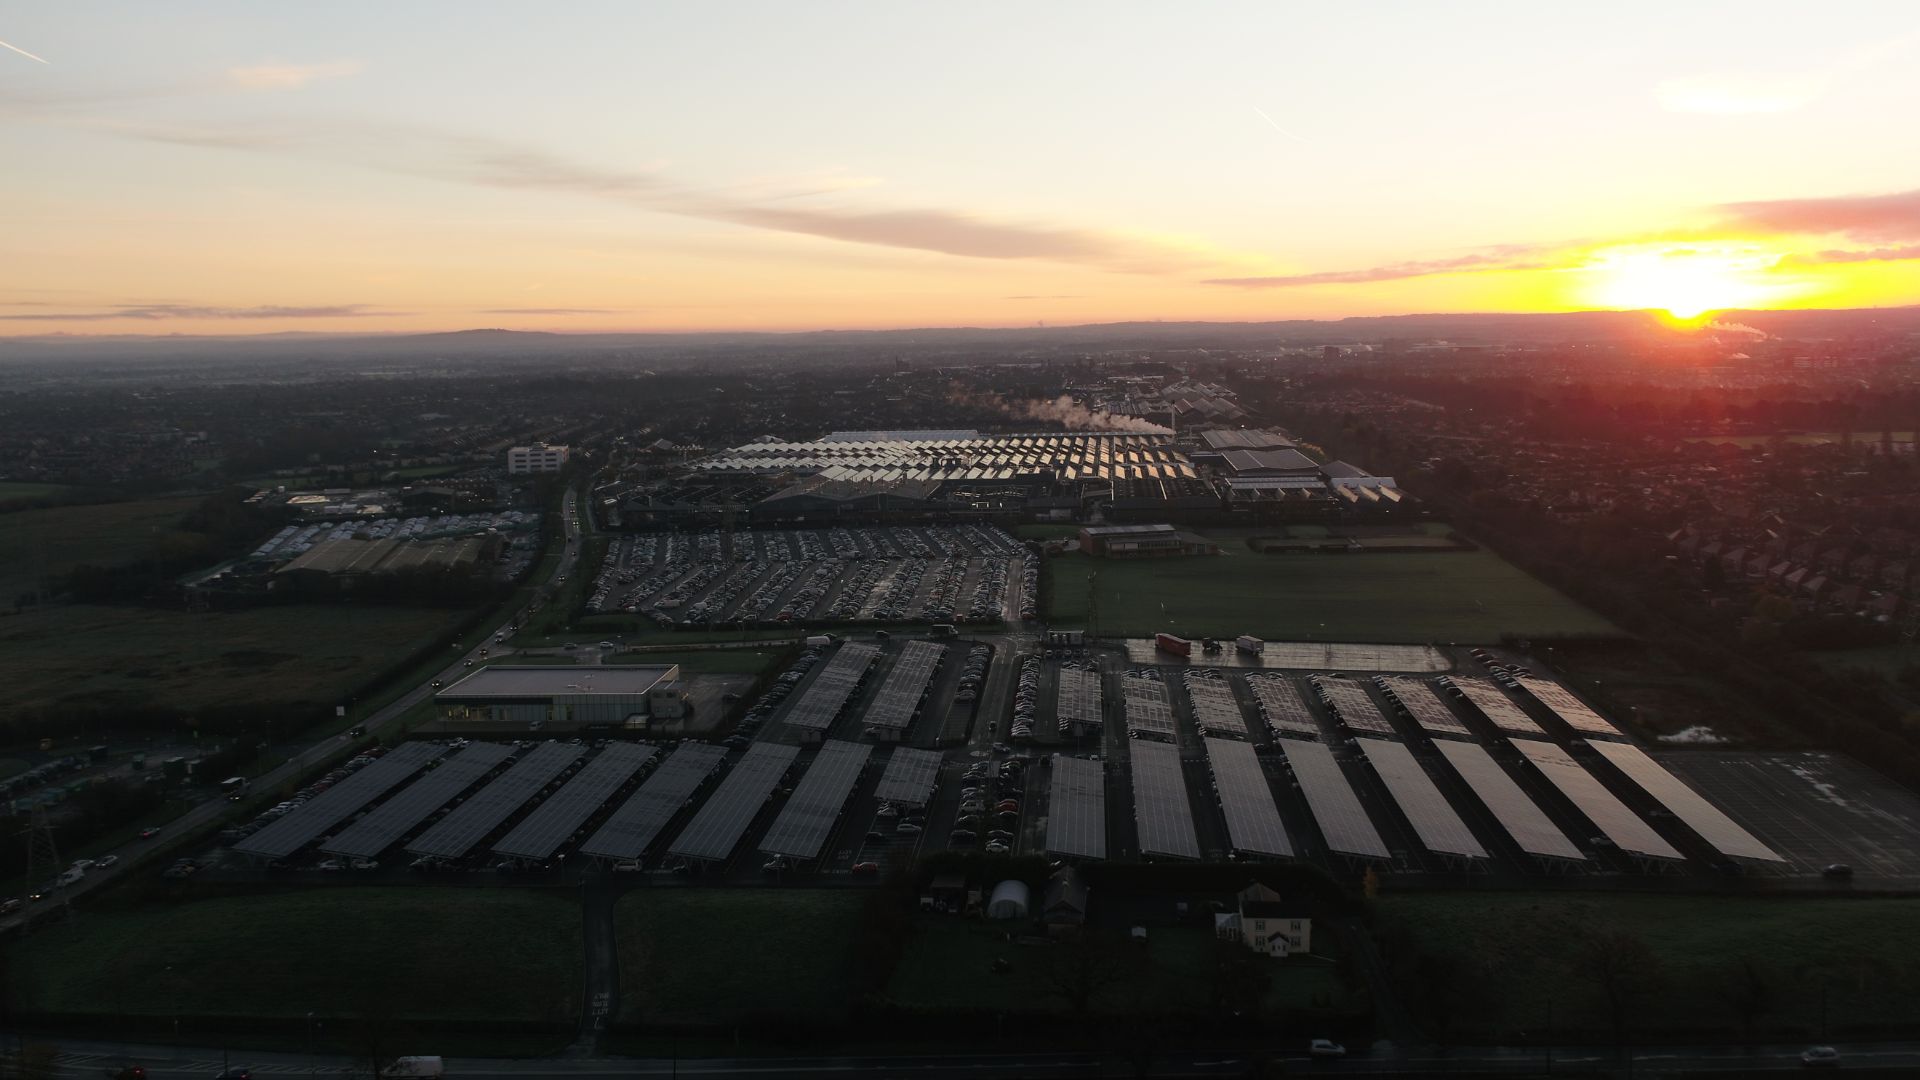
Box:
[949,386,1173,433]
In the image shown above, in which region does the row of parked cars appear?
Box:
[953,757,1024,855]
[725,648,826,747]
[220,747,391,847]
[955,644,993,703]
[1009,656,1042,740]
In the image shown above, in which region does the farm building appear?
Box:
[1079,524,1219,558]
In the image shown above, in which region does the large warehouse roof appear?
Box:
[435,665,678,702]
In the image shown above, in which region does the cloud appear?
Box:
[1005,294,1086,300]
[1656,74,1818,115]
[1780,244,1920,266]
[479,307,620,316]
[1204,246,1564,288]
[0,303,398,322]
[1717,187,1920,243]
[225,60,363,90]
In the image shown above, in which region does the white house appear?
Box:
[1213,883,1312,958]
[507,442,571,474]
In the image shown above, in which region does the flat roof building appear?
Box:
[434,664,677,730]
[508,442,570,474]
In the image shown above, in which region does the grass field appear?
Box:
[1044,540,1617,643]
[615,889,866,1025]
[0,496,201,601]
[0,482,77,503]
[1374,892,1920,1039]
[3,888,581,1023]
[0,604,464,714]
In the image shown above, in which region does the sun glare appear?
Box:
[1582,243,1796,321]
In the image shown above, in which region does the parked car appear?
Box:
[1309,1039,1346,1058]
[1801,1046,1841,1067]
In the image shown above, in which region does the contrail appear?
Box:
[1249,103,1307,144]
[0,36,49,64]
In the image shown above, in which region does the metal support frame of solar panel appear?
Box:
[1122,674,1178,739]
[235,742,445,859]
[1586,741,1784,862]
[1354,738,1487,859]
[759,739,874,860]
[580,742,728,861]
[1510,739,1683,860]
[490,742,659,861]
[1129,740,1201,859]
[404,741,583,859]
[670,742,801,862]
[1450,677,1546,735]
[1377,676,1474,738]
[1182,674,1249,737]
[1514,676,1623,738]
[874,746,943,807]
[1056,666,1104,731]
[1045,755,1107,859]
[1431,740,1586,862]
[1203,737,1292,857]
[323,742,514,858]
[783,643,880,732]
[1275,738,1390,860]
[1309,675,1396,736]
[1243,674,1320,737]
[862,641,946,732]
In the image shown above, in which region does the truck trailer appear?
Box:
[1154,633,1192,658]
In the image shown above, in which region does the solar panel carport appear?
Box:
[783,643,880,733]
[323,742,514,859]
[581,742,728,861]
[1449,677,1545,735]
[1130,740,1200,859]
[670,742,800,862]
[1276,738,1390,860]
[491,742,659,862]
[874,746,943,807]
[862,642,945,733]
[1586,741,1784,862]
[1511,739,1683,861]
[1204,737,1292,857]
[1432,740,1585,862]
[1045,756,1107,859]
[1355,738,1487,859]
[405,741,583,860]
[234,742,444,860]
[1515,676,1623,738]
[1378,677,1474,738]
[760,740,873,860]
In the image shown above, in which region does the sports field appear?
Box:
[1045,540,1616,643]
[4,888,581,1023]
[0,603,464,714]
[1375,893,1920,1039]
[0,496,201,602]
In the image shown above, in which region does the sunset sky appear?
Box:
[3,2,1918,335]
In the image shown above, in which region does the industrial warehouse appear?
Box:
[432,665,684,730]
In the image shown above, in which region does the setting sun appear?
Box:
[1580,243,1800,320]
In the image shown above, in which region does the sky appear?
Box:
[2,1,1919,335]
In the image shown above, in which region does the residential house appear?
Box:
[1213,883,1313,958]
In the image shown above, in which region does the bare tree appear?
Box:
[1572,924,1666,1052]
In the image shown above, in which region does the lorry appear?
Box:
[1154,633,1192,658]
[803,634,839,647]
[1235,635,1265,655]
[221,776,250,801]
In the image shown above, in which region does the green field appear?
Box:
[0,482,77,503]
[0,496,201,602]
[0,603,463,714]
[615,889,866,1025]
[1044,540,1616,643]
[1375,893,1920,1040]
[4,888,581,1024]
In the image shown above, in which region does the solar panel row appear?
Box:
[1445,677,1545,735]
[1056,666,1104,732]
[323,742,514,858]
[873,746,943,807]
[670,742,801,862]
[1511,739,1683,860]
[1045,756,1107,859]
[760,740,874,860]
[1203,737,1292,857]
[783,643,881,731]
[1129,741,1201,859]
[1308,675,1395,735]
[403,741,583,860]
[1514,676,1622,737]
[1376,676,1474,737]
[1123,674,1177,739]
[234,742,445,860]
[1181,672,1248,737]
[491,742,659,861]
[1354,738,1487,859]
[1276,738,1390,860]
[580,742,728,861]
[1431,740,1586,861]
[1243,674,1320,736]
[862,641,946,731]
[1586,741,1783,862]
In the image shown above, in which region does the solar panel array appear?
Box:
[1181,672,1248,737]
[1276,738,1390,859]
[1309,675,1395,735]
[404,741,584,859]
[1377,677,1474,738]
[1432,740,1586,861]
[783,643,880,731]
[1354,738,1487,858]
[491,742,659,861]
[760,740,874,860]
[1514,676,1623,738]
[1587,741,1784,862]
[1122,673,1177,739]
[323,742,514,858]
[1447,677,1545,735]
[580,742,728,860]
[1243,674,1321,736]
[874,746,943,806]
[1511,739,1683,860]
[1129,740,1201,859]
[1056,666,1104,731]
[862,641,945,731]
[1203,737,1292,857]
[1045,756,1107,859]
[234,742,445,859]
[670,742,801,861]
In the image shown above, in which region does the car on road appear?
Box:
[0,898,21,916]
[138,828,162,840]
[1309,1039,1345,1058]
[215,1066,255,1080]
[1801,1045,1841,1067]
[850,861,880,876]
[1823,863,1853,879]
[97,855,119,870]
